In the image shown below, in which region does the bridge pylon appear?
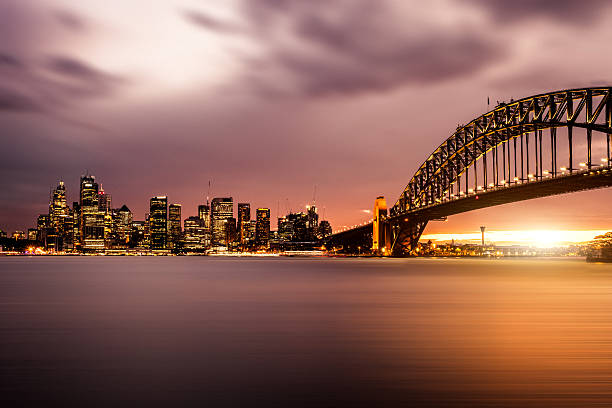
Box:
[372,196,391,255]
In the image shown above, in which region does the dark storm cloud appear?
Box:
[228,0,506,96]
[0,87,40,112]
[0,1,125,114]
[182,10,243,34]
[466,0,612,23]
[45,55,123,97]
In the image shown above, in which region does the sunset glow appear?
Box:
[422,230,609,247]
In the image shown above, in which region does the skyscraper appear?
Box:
[80,174,105,252]
[211,197,233,247]
[306,205,319,241]
[49,181,69,251]
[237,203,250,248]
[98,186,113,248]
[255,208,270,248]
[114,205,133,247]
[49,181,68,230]
[149,196,168,250]
[168,203,182,250]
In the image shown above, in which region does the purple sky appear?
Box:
[2,0,612,236]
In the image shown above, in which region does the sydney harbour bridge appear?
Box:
[329,87,612,256]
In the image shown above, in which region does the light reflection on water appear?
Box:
[1,257,612,407]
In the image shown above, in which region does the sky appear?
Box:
[2,0,612,242]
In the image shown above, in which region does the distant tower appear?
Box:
[480,226,486,247]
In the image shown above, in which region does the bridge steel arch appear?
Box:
[386,87,612,255]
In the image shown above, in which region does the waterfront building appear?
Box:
[11,231,25,240]
[80,175,105,252]
[318,220,332,239]
[278,216,293,243]
[98,187,113,247]
[211,197,233,248]
[168,204,182,250]
[130,220,146,249]
[49,181,68,230]
[114,205,133,247]
[255,208,270,249]
[183,216,207,252]
[27,228,37,241]
[149,196,168,250]
[237,203,250,248]
[307,205,319,241]
[226,217,238,250]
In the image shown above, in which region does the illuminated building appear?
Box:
[306,205,319,241]
[149,196,168,250]
[255,208,270,248]
[278,216,293,243]
[183,216,206,252]
[237,203,250,248]
[80,174,105,252]
[114,205,133,247]
[226,217,237,250]
[318,220,332,239]
[27,228,37,241]
[211,197,233,247]
[197,204,211,248]
[168,204,182,250]
[130,220,146,249]
[12,231,25,240]
[98,187,113,247]
[49,181,68,230]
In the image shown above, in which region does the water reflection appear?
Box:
[1,257,612,407]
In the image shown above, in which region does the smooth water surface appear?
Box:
[2,257,612,407]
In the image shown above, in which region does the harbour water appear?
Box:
[2,257,612,407]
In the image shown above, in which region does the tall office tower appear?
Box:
[49,181,68,230]
[198,204,211,229]
[255,208,271,248]
[115,205,133,246]
[144,213,150,248]
[61,210,74,251]
[306,205,319,240]
[237,203,251,247]
[79,175,105,252]
[98,187,113,248]
[197,204,211,248]
[37,214,52,248]
[149,196,168,250]
[98,187,112,213]
[72,202,81,252]
[48,180,69,250]
[226,217,237,250]
[278,216,293,243]
[211,197,233,247]
[168,204,182,250]
[183,216,206,252]
[318,220,332,239]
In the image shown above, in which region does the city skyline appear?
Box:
[3,1,612,240]
[1,171,330,254]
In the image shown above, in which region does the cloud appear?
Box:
[0,87,41,112]
[44,55,123,97]
[182,10,244,34]
[53,10,87,31]
[232,0,506,96]
[465,0,612,24]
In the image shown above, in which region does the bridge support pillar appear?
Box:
[389,217,428,257]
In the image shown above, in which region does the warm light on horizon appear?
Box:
[421,229,610,247]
